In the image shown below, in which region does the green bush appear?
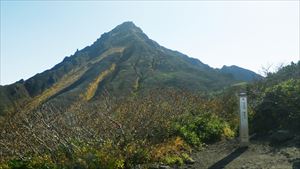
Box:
[122,141,150,168]
[8,160,28,169]
[252,79,300,133]
[7,156,57,169]
[174,112,232,146]
[163,155,184,165]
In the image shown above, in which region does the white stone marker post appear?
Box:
[239,92,249,146]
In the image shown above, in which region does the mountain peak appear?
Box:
[118,21,137,28]
[111,21,143,34]
[88,21,146,53]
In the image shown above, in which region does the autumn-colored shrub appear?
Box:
[0,89,237,168]
[150,137,191,165]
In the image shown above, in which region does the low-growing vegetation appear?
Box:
[251,79,300,134]
[174,113,234,147]
[1,61,299,168]
[0,89,238,168]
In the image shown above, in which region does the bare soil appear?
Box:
[180,135,300,169]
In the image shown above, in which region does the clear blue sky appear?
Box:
[1,1,299,85]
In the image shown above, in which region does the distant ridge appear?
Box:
[219,65,262,82]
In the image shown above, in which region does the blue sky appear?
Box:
[1,1,299,85]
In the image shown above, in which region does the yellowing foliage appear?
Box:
[133,77,140,91]
[150,137,191,161]
[223,125,235,138]
[0,163,9,169]
[85,63,116,101]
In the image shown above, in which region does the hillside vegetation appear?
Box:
[249,61,300,134]
[0,22,298,169]
[1,61,298,168]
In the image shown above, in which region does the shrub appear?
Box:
[8,160,28,169]
[174,112,234,146]
[163,155,184,165]
[150,136,191,165]
[123,141,150,168]
[7,156,57,169]
[222,124,235,138]
[252,79,300,133]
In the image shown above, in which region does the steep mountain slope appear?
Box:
[0,22,260,115]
